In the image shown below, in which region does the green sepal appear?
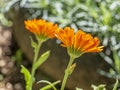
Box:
[67,47,84,59]
[35,34,48,43]
[34,51,50,70]
[20,65,31,90]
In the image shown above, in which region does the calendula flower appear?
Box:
[24,19,58,40]
[55,27,104,58]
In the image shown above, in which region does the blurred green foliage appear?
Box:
[0,13,12,26]
[91,79,119,90]
[12,49,23,66]
[1,0,120,42]
[3,0,119,46]
[0,0,13,26]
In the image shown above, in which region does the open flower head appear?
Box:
[55,27,104,57]
[24,19,58,40]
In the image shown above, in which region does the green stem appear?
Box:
[60,56,75,90]
[113,79,118,90]
[29,40,43,90]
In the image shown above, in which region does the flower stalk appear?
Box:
[29,40,43,90]
[55,27,104,90]
[23,19,58,90]
[61,56,75,90]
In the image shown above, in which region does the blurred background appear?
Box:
[0,0,120,90]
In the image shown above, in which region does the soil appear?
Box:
[0,25,26,90]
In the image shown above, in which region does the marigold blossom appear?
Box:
[55,27,104,57]
[24,19,58,38]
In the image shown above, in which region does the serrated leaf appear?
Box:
[21,65,31,90]
[34,51,50,70]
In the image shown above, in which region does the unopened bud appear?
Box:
[68,63,76,75]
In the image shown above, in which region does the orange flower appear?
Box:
[55,27,103,56]
[24,19,58,38]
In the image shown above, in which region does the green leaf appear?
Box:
[89,8,98,19]
[30,36,37,50]
[76,87,83,90]
[21,65,31,90]
[113,79,119,90]
[100,3,111,25]
[91,84,106,90]
[113,50,120,74]
[15,49,23,66]
[37,80,60,90]
[34,51,50,70]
